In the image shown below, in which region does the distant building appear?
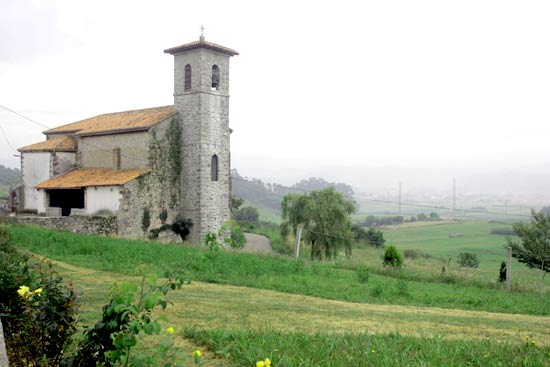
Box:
[17,36,238,241]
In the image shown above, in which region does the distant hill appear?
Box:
[231,170,355,219]
[0,165,20,185]
[0,165,20,199]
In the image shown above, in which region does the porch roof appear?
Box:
[36,168,150,189]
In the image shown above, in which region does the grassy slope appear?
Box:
[47,254,550,366]
[8,224,549,315]
[380,220,547,285]
[8,223,550,366]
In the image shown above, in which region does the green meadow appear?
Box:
[5,223,550,366]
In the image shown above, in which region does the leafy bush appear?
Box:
[383,245,403,268]
[171,216,193,241]
[220,220,247,249]
[356,266,370,283]
[0,226,78,367]
[457,252,479,268]
[499,261,507,282]
[68,272,186,366]
[234,206,260,224]
[351,225,385,247]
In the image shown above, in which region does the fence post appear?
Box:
[506,246,512,291]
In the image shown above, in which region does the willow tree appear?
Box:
[281,188,355,260]
[507,210,550,300]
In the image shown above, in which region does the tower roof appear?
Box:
[164,38,239,56]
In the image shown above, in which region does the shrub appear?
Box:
[220,220,247,249]
[383,245,403,268]
[171,216,193,241]
[0,226,78,367]
[499,261,507,282]
[457,252,479,268]
[356,266,370,283]
[234,206,260,224]
[68,272,186,366]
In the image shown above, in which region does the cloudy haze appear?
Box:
[1,0,550,198]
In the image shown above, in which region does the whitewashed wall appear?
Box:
[86,186,121,215]
[21,152,50,213]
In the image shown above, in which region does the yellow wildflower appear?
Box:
[193,350,202,357]
[256,361,265,367]
[17,285,30,297]
[166,327,175,334]
[265,358,271,367]
[531,340,536,345]
[33,288,43,295]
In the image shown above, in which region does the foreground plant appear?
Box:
[69,271,188,366]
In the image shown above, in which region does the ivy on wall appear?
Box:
[149,118,182,211]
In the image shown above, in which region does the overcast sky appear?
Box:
[1,0,550,194]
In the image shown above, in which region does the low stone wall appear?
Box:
[4,215,117,236]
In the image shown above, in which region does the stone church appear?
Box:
[16,36,238,242]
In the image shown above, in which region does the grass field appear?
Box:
[6,223,550,366]
[8,224,549,315]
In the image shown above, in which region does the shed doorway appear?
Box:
[48,189,85,216]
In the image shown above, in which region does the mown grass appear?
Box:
[8,224,549,315]
[184,328,550,367]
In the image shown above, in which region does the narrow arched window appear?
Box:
[184,64,192,91]
[211,65,220,90]
[211,154,218,181]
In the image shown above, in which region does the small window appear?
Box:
[211,65,220,90]
[211,154,218,181]
[112,148,121,170]
[184,64,192,91]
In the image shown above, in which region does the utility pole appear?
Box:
[398,182,402,216]
[294,225,303,259]
[452,179,456,218]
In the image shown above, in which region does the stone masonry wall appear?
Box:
[80,131,149,169]
[6,215,117,236]
[173,48,232,242]
[117,118,182,242]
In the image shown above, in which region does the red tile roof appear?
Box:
[18,136,76,152]
[36,168,150,189]
[43,106,177,136]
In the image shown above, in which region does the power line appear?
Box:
[0,123,17,153]
[230,175,531,218]
[0,104,51,129]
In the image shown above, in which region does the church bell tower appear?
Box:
[164,35,238,242]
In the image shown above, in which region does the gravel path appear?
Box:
[243,233,272,253]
